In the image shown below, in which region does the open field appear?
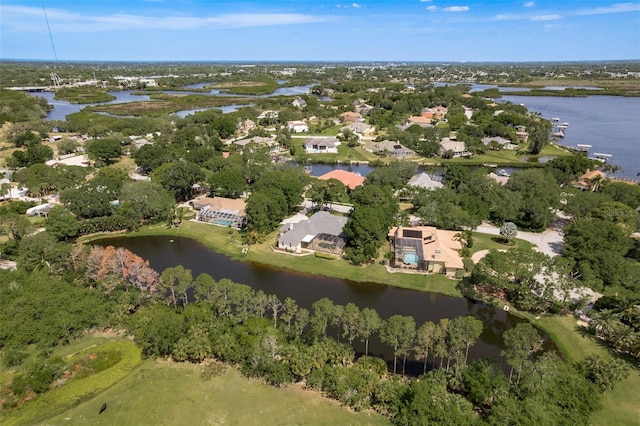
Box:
[2,336,389,426]
[1,339,143,426]
[468,231,534,255]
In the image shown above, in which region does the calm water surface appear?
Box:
[501,95,640,179]
[96,235,555,374]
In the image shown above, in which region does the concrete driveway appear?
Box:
[475,212,570,258]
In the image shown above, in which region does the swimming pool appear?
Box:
[214,219,234,227]
[403,253,419,264]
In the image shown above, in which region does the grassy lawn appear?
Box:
[42,359,390,426]
[442,141,572,167]
[469,231,534,255]
[3,336,389,426]
[2,339,142,426]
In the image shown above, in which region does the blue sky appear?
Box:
[1,1,639,62]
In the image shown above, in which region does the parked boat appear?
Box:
[497,169,511,177]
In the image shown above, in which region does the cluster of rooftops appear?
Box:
[189,168,465,277]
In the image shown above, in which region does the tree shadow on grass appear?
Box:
[490,236,514,246]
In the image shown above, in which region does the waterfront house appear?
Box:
[363,140,414,158]
[439,138,469,158]
[481,136,517,150]
[193,196,247,229]
[571,170,607,192]
[304,137,340,154]
[318,169,365,191]
[388,226,464,277]
[278,211,347,255]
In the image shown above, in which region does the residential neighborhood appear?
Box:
[1,60,639,426]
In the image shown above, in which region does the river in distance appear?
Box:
[500,95,640,179]
[95,235,556,375]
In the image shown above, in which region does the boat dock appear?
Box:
[570,144,592,153]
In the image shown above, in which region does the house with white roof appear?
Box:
[287,120,309,133]
[304,137,340,154]
[439,138,469,158]
[407,173,444,190]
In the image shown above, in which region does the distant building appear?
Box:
[26,203,55,217]
[278,211,347,255]
[339,111,362,123]
[292,97,307,108]
[440,138,469,158]
[388,226,464,277]
[287,120,309,133]
[341,122,373,135]
[317,169,365,191]
[407,173,444,191]
[571,170,607,191]
[304,137,340,154]
[257,110,279,120]
[363,140,414,158]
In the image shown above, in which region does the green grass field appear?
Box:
[4,336,389,426]
[2,339,143,426]
[469,231,534,255]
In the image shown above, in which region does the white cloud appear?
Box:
[574,2,640,16]
[352,3,361,8]
[443,6,469,12]
[523,1,535,7]
[426,6,438,11]
[530,14,561,21]
[0,5,334,33]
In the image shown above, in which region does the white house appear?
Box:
[440,138,469,158]
[287,120,309,133]
[304,137,340,154]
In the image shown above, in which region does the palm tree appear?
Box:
[589,309,621,339]
[612,324,638,354]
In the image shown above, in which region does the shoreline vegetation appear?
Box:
[80,220,640,425]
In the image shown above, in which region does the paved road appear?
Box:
[475,213,570,258]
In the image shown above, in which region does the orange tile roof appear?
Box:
[318,169,365,190]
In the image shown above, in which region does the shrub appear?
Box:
[314,251,336,260]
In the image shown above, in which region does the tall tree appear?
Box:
[358,307,382,356]
[501,323,543,385]
[381,315,416,375]
[414,321,437,375]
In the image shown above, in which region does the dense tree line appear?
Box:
[1,251,628,423]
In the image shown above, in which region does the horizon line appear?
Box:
[2,58,639,65]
